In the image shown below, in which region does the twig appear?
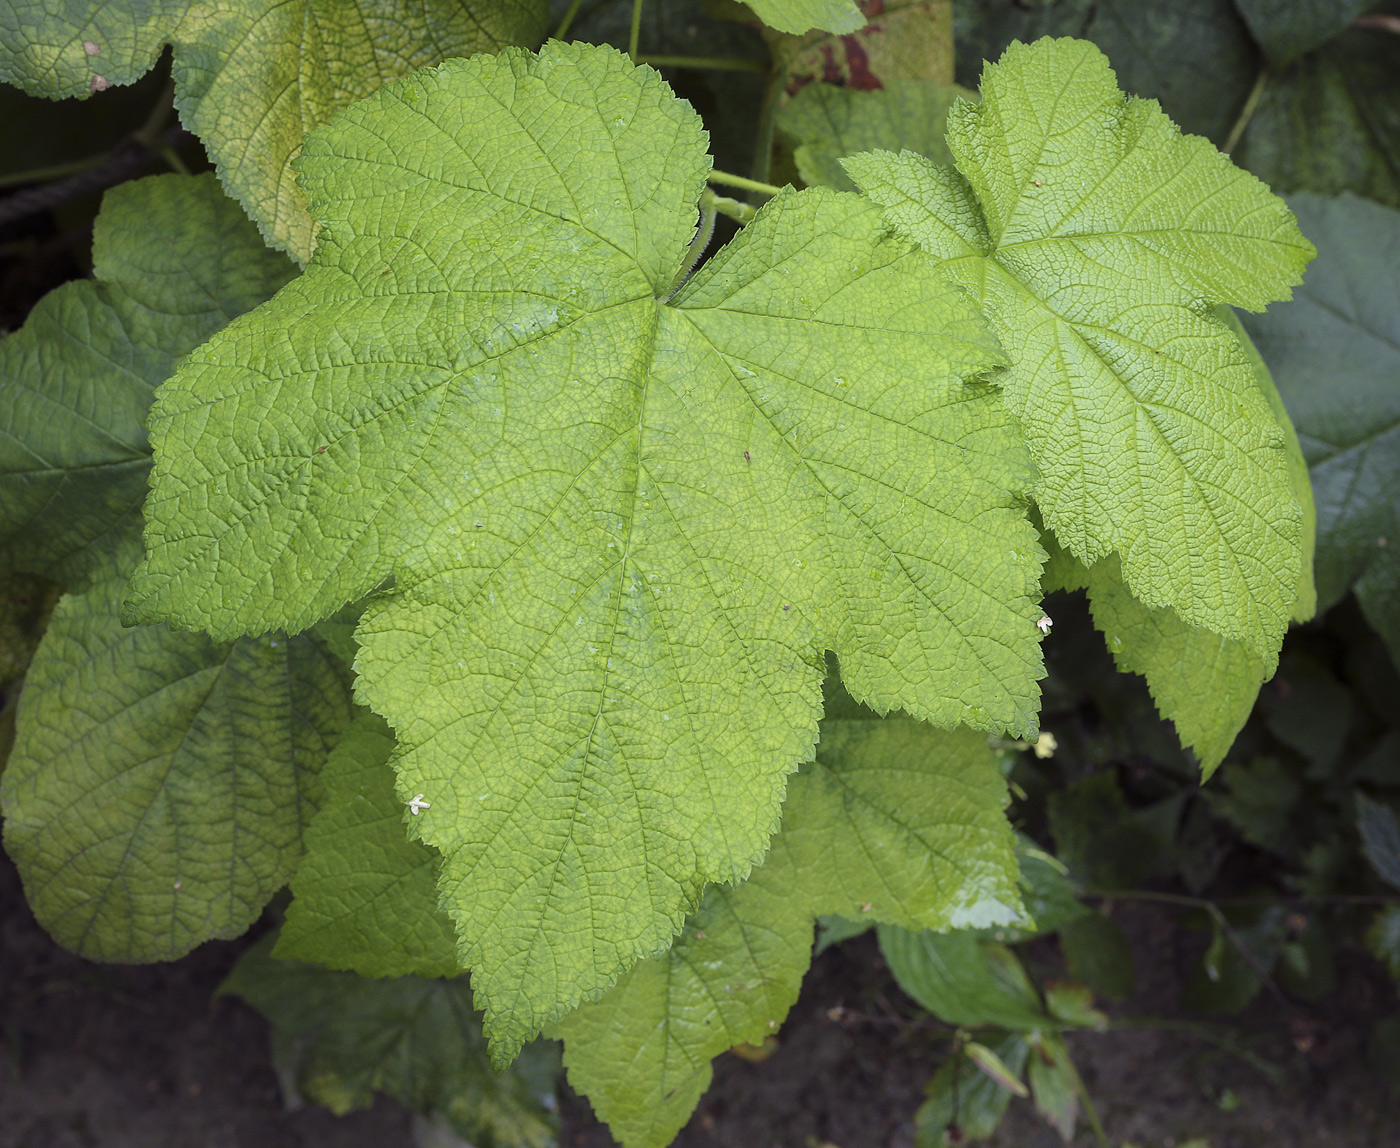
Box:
[1108,1016,1284,1083]
[1352,14,1400,34]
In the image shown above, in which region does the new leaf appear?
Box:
[845,37,1315,661]
[125,43,1044,1056]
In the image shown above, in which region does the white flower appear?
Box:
[1037,614,1053,635]
[407,794,432,815]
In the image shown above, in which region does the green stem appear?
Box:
[704,188,756,226]
[627,0,644,61]
[158,143,192,177]
[1222,67,1267,154]
[553,0,585,39]
[707,169,783,196]
[664,197,718,299]
[636,54,767,72]
[748,66,785,190]
[1078,1082,1111,1148]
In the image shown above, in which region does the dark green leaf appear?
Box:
[1058,912,1136,1002]
[1232,0,1369,65]
[1357,792,1400,891]
[916,1034,1029,1144]
[1235,28,1400,209]
[221,935,559,1147]
[1239,194,1400,663]
[879,925,1048,1030]
[953,0,1259,143]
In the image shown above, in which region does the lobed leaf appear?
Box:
[0,535,353,961]
[846,36,1314,661]
[553,694,1022,1148]
[0,0,549,259]
[126,43,1044,1056]
[0,173,295,588]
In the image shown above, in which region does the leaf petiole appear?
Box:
[627,0,644,60]
[553,0,586,40]
[707,169,783,196]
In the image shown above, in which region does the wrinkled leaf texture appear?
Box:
[846,37,1314,665]
[125,42,1045,1058]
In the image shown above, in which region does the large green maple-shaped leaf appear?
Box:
[845,37,1314,661]
[0,0,548,259]
[0,534,353,961]
[1239,193,1400,663]
[275,709,462,979]
[222,934,560,1148]
[0,172,295,588]
[552,690,1022,1148]
[124,43,1043,1055]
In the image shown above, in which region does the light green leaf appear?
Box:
[0,535,353,962]
[748,0,864,35]
[1032,302,1315,775]
[0,173,295,588]
[769,0,955,89]
[916,1033,1028,1142]
[1027,1031,1080,1141]
[553,696,1022,1148]
[1235,25,1400,208]
[0,0,549,259]
[845,37,1314,661]
[1232,0,1368,66]
[125,42,1040,1055]
[964,1039,1029,1096]
[222,934,560,1148]
[1238,193,1400,663]
[777,79,972,194]
[1086,555,1267,776]
[879,925,1049,1029]
[275,710,462,979]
